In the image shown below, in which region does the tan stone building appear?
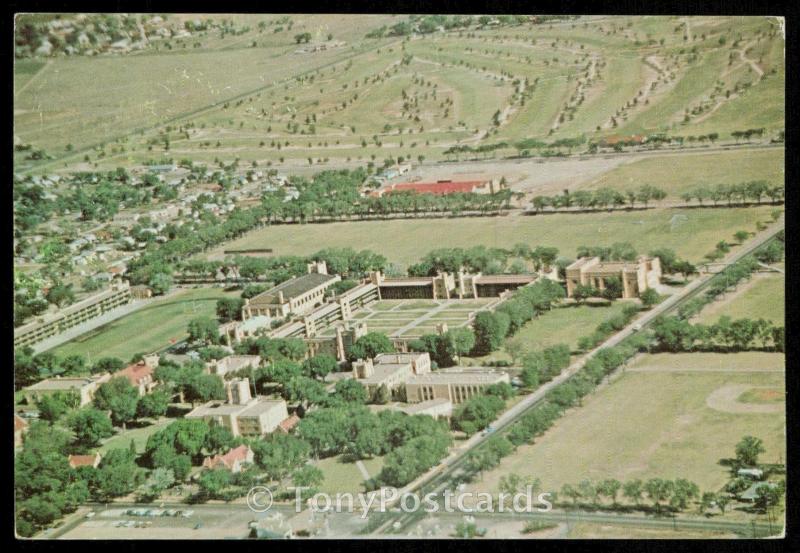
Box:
[23,373,111,407]
[241,261,340,320]
[185,378,289,438]
[401,398,453,419]
[405,370,510,404]
[206,355,261,378]
[14,280,132,348]
[565,256,662,299]
[352,352,432,395]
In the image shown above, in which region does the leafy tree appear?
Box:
[302,354,338,379]
[451,395,505,436]
[36,393,76,422]
[251,433,311,482]
[623,479,644,505]
[292,465,323,491]
[373,383,391,404]
[92,356,125,375]
[348,332,395,361]
[94,377,140,427]
[333,379,368,404]
[640,288,660,308]
[187,316,219,344]
[198,468,231,499]
[68,408,114,448]
[148,272,173,295]
[644,478,674,512]
[216,298,245,322]
[136,389,170,419]
[93,448,140,501]
[137,468,175,502]
[471,311,511,355]
[735,435,765,467]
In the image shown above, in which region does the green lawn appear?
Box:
[697,273,784,324]
[51,287,237,361]
[464,302,630,365]
[313,454,384,495]
[466,352,785,496]
[206,206,775,268]
[97,417,173,455]
[582,148,784,197]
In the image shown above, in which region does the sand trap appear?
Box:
[706,385,784,414]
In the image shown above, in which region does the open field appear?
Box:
[466,352,785,496]
[15,15,783,174]
[464,302,630,365]
[313,454,385,495]
[97,418,174,455]
[51,287,237,360]
[205,206,775,267]
[581,148,784,197]
[695,272,784,324]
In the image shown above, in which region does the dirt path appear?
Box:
[705,384,784,414]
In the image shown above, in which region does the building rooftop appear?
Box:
[216,355,261,372]
[115,362,154,385]
[203,445,252,470]
[402,398,452,415]
[24,376,104,392]
[406,371,508,385]
[474,274,536,284]
[249,273,338,305]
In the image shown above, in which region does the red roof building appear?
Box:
[14,415,29,448]
[372,179,496,197]
[115,361,156,395]
[277,414,301,434]
[69,453,102,469]
[202,445,254,473]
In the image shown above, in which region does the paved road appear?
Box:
[372,217,784,534]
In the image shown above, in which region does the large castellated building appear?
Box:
[565,256,662,299]
[241,261,340,320]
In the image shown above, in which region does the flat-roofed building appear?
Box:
[565,256,661,299]
[23,373,111,407]
[14,281,132,348]
[401,398,453,419]
[369,271,455,300]
[185,378,288,438]
[405,370,510,404]
[206,355,261,377]
[242,262,340,320]
[352,352,431,395]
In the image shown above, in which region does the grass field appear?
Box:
[696,272,784,324]
[582,148,784,196]
[313,454,385,495]
[15,16,783,174]
[317,298,494,338]
[51,287,237,360]
[464,302,630,365]
[205,206,774,267]
[466,352,785,497]
[97,418,173,455]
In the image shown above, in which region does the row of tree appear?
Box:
[530,185,667,212]
[650,315,785,353]
[680,180,784,206]
[472,279,566,355]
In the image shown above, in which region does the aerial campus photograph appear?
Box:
[11,11,787,541]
